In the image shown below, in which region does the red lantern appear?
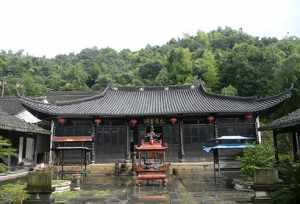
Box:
[245,112,253,121]
[207,116,215,124]
[58,117,65,125]
[170,117,177,125]
[130,119,138,127]
[94,117,102,126]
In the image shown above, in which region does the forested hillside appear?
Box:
[1,27,300,115]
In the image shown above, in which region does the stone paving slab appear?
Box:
[0,169,28,183]
[50,170,253,204]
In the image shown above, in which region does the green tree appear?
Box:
[166,48,193,84]
[63,64,89,90]
[92,74,112,90]
[0,136,15,173]
[138,61,164,85]
[193,50,219,89]
[221,84,237,96]
[220,43,279,96]
[21,73,47,96]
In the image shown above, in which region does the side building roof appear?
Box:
[0,108,49,135]
[261,108,300,131]
[0,96,26,115]
[38,90,101,104]
[19,82,292,118]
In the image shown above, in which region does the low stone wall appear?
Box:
[170,162,212,175]
[0,170,29,183]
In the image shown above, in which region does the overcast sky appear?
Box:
[0,0,299,58]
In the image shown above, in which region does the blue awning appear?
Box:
[215,136,255,140]
[203,144,255,153]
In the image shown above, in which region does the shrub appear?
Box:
[0,182,27,204]
[239,143,274,178]
[272,162,300,204]
[0,136,15,159]
[0,163,8,174]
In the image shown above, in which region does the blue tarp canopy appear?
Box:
[203,143,255,153]
[215,136,255,140]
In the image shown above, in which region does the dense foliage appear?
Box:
[0,136,15,173]
[0,182,27,204]
[272,162,300,204]
[239,143,274,178]
[1,27,300,114]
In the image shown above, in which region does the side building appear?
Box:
[19,81,292,163]
[0,107,49,168]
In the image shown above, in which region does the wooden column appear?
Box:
[33,136,38,165]
[255,116,262,144]
[49,120,55,164]
[273,130,279,163]
[178,119,185,162]
[133,126,139,145]
[23,136,27,162]
[292,131,299,162]
[91,123,96,164]
[298,131,300,150]
[214,119,218,139]
[125,124,130,160]
[18,137,24,164]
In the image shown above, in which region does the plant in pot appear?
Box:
[239,143,276,182]
[239,143,281,203]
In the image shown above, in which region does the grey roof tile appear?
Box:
[0,107,49,134]
[19,83,292,118]
[0,97,25,115]
[262,109,300,130]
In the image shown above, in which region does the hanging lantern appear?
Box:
[207,116,215,124]
[245,112,253,121]
[130,119,138,127]
[170,117,177,125]
[94,117,102,126]
[58,117,65,125]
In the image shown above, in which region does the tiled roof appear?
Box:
[19,82,292,118]
[44,90,100,104]
[0,97,25,115]
[261,109,300,130]
[0,91,100,115]
[0,107,49,134]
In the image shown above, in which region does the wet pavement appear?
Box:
[52,171,254,204]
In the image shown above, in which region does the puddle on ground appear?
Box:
[53,175,172,204]
[2,170,254,203]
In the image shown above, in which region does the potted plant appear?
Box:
[239,143,277,182]
[239,143,280,203]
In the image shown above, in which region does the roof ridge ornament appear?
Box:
[107,81,113,88]
[290,83,295,90]
[193,78,207,92]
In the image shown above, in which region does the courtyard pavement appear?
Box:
[52,170,254,204]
